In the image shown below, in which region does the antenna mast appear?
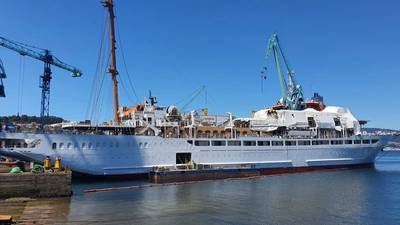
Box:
[104,0,120,124]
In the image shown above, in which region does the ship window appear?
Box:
[139,142,143,148]
[285,141,297,146]
[212,140,226,146]
[257,141,270,146]
[334,118,341,126]
[362,140,370,144]
[312,140,329,145]
[272,141,284,146]
[144,142,148,148]
[110,142,114,148]
[82,143,86,148]
[88,143,93,149]
[243,141,256,146]
[59,143,64,149]
[195,140,210,146]
[354,140,361,144]
[298,140,311,146]
[307,117,316,128]
[67,143,72,149]
[227,140,241,146]
[371,139,379,144]
[176,152,191,164]
[330,140,343,145]
[345,140,353,144]
[187,140,193,144]
[52,142,57,149]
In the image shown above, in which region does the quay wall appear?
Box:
[0,172,72,198]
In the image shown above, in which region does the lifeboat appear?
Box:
[272,103,285,110]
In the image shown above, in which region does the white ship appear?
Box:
[0,0,382,176]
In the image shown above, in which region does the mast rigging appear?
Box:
[103,0,120,125]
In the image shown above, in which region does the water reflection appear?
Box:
[2,152,400,224]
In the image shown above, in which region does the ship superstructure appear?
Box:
[0,1,382,176]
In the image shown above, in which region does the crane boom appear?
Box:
[262,33,305,110]
[181,85,206,111]
[0,37,82,77]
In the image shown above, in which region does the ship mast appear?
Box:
[103,0,120,124]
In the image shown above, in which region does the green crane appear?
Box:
[262,33,305,110]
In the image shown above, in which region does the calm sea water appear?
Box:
[4,151,400,225]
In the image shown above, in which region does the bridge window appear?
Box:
[227,140,241,146]
[345,140,353,144]
[354,140,361,144]
[298,140,311,146]
[212,140,226,146]
[312,140,330,145]
[243,141,256,146]
[371,139,379,144]
[257,141,270,146]
[330,140,343,145]
[362,140,370,144]
[285,141,297,146]
[195,140,210,146]
[272,141,284,146]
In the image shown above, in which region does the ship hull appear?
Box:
[0,132,382,176]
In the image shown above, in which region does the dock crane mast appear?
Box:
[262,33,305,110]
[0,59,6,97]
[0,36,82,120]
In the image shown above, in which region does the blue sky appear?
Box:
[0,0,399,129]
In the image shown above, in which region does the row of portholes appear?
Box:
[52,141,149,150]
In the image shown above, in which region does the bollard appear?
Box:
[54,156,62,172]
[43,156,51,170]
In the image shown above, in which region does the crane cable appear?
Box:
[86,9,108,122]
[114,7,140,103]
